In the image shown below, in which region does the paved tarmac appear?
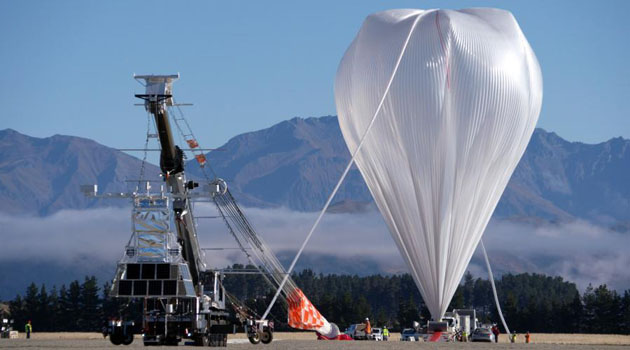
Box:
[2,338,630,350]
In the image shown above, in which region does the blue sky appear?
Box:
[1,0,628,150]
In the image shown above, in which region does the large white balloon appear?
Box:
[335,8,542,320]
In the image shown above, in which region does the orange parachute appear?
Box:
[287,289,325,330]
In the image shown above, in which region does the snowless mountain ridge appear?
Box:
[0,116,628,228]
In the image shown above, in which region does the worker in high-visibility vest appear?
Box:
[525,331,531,343]
[24,321,32,339]
[383,327,389,341]
[510,332,517,343]
[365,318,371,336]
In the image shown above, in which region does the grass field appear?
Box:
[1,332,630,349]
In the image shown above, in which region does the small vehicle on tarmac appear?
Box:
[471,327,495,342]
[345,323,371,340]
[344,324,357,338]
[370,328,383,341]
[400,328,422,341]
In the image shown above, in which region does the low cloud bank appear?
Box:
[1,206,628,293]
[480,220,630,290]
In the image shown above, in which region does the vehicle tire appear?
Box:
[194,334,209,346]
[220,334,228,347]
[260,329,273,344]
[248,333,261,345]
[122,333,134,345]
[210,334,221,347]
[110,332,123,345]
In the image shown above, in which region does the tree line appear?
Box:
[6,277,140,332]
[5,268,630,334]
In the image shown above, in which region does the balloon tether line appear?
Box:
[261,13,424,321]
[481,239,510,334]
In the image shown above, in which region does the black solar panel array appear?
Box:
[117,263,182,297]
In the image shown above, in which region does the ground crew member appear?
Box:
[25,320,32,339]
[462,330,468,342]
[491,324,500,343]
[525,331,531,343]
[510,332,517,343]
[383,326,389,341]
[365,318,371,336]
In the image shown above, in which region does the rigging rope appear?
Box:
[167,103,294,306]
[481,239,510,334]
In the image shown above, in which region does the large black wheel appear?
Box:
[248,332,261,345]
[110,332,123,345]
[260,330,273,344]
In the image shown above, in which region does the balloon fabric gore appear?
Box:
[335,8,542,321]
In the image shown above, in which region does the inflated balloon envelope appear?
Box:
[335,8,542,321]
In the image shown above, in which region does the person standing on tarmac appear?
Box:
[525,331,531,343]
[510,332,517,343]
[364,318,371,337]
[491,324,500,343]
[383,326,389,341]
[25,320,32,339]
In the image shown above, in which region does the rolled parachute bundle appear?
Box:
[335,8,542,321]
[286,289,339,338]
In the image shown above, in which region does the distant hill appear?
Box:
[1,117,629,226]
[187,116,371,210]
[0,129,159,215]
[191,116,630,226]
[502,130,630,225]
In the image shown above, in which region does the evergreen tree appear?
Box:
[503,291,518,330]
[591,285,621,333]
[621,290,630,334]
[8,295,25,330]
[48,286,60,332]
[80,276,101,331]
[57,285,70,331]
[354,295,371,323]
[375,307,388,328]
[22,283,39,328]
[36,285,50,331]
[66,280,82,330]
[566,292,583,333]
[397,296,419,328]
[462,272,475,308]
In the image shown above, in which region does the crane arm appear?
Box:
[135,74,204,293]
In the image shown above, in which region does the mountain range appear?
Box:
[0,129,159,215]
[1,116,629,228]
[1,119,629,299]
